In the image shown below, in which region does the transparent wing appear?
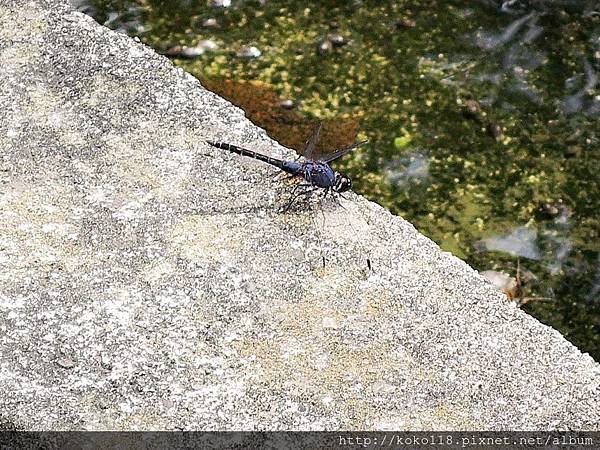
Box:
[320,140,368,163]
[302,122,322,160]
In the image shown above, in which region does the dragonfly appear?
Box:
[206,123,367,210]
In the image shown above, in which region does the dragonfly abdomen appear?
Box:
[207,141,290,172]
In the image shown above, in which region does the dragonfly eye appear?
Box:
[334,173,352,193]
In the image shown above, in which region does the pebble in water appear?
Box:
[487,122,504,141]
[201,18,218,28]
[463,100,482,121]
[198,39,218,51]
[165,40,218,58]
[395,18,416,29]
[279,99,295,109]
[327,33,346,47]
[207,0,231,8]
[236,45,261,58]
[316,38,333,55]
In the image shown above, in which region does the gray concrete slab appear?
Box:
[0,0,599,430]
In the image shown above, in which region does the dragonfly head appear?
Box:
[334,172,352,193]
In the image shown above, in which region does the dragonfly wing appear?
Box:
[321,140,368,163]
[303,122,322,160]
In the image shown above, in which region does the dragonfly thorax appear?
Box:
[302,161,336,189]
[301,161,351,193]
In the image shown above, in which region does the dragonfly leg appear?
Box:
[283,183,314,212]
[321,188,347,211]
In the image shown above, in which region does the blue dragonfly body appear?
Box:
[206,123,366,195]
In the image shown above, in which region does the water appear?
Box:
[75,0,600,360]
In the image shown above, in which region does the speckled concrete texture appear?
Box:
[1,0,599,431]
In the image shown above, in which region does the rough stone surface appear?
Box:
[1,0,599,431]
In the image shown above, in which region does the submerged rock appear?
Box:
[327,33,346,47]
[487,122,505,141]
[279,99,295,109]
[236,45,261,59]
[201,17,218,28]
[463,99,482,121]
[208,0,231,8]
[316,38,333,55]
[395,18,416,29]
[164,40,218,59]
[198,39,218,51]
